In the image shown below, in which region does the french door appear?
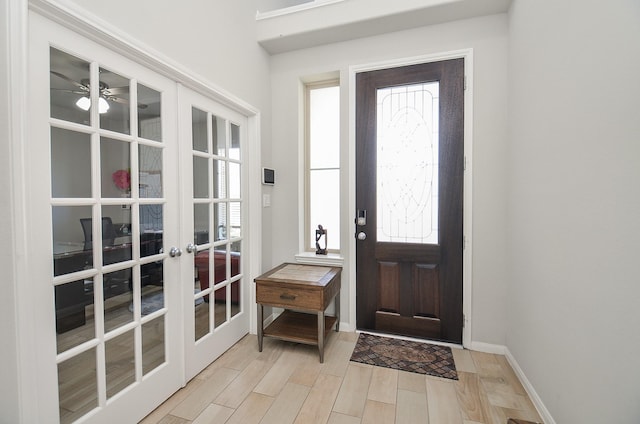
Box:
[179,87,250,380]
[355,59,465,344]
[28,12,249,423]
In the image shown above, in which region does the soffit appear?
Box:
[256,0,512,54]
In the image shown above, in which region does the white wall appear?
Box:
[507,0,640,422]
[269,14,510,344]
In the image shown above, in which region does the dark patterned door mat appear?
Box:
[350,333,458,380]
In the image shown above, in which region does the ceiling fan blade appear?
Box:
[104,86,129,95]
[50,70,89,91]
[106,95,148,109]
[51,88,86,95]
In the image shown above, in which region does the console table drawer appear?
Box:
[256,284,320,310]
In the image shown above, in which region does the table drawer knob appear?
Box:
[280,293,296,301]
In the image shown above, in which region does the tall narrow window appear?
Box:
[306,81,340,251]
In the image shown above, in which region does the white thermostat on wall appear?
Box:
[262,168,275,185]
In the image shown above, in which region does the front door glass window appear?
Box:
[376,82,440,244]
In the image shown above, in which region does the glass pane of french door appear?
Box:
[49,46,174,423]
[181,88,249,380]
[191,108,243,340]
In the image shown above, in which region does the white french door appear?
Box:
[27,11,250,423]
[179,87,250,380]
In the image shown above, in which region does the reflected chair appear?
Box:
[80,216,131,298]
[80,216,118,250]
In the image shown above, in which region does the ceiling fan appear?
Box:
[51,70,148,112]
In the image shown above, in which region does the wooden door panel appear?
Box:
[378,261,401,312]
[413,264,440,319]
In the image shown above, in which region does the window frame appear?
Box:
[304,79,341,253]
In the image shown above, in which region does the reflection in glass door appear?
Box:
[49,46,175,422]
[182,89,249,380]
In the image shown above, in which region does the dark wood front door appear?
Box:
[355,59,464,343]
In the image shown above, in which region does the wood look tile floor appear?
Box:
[140,332,542,424]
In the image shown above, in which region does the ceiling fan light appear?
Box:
[98,97,110,114]
[75,96,109,113]
[75,96,91,111]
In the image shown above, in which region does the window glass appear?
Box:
[306,82,340,251]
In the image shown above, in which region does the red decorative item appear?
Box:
[112,169,131,191]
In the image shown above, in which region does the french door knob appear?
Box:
[186,243,196,254]
[169,247,182,257]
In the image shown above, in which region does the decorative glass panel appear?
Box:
[139,145,163,198]
[140,203,163,235]
[193,156,208,198]
[231,280,241,318]
[229,162,240,199]
[377,82,439,244]
[58,347,97,424]
[194,203,210,245]
[212,115,226,157]
[230,123,240,160]
[138,84,162,142]
[55,279,94,353]
[52,205,93,275]
[213,159,227,199]
[101,205,131,265]
[214,286,227,328]
[140,285,164,316]
[192,107,208,152]
[50,47,91,126]
[231,240,241,257]
[214,203,227,242]
[105,331,135,399]
[99,67,130,134]
[101,137,131,198]
[229,202,241,238]
[51,128,91,198]
[142,316,165,375]
[195,298,209,341]
[103,272,133,333]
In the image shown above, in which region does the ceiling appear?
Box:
[256,0,512,54]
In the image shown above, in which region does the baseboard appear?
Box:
[468,341,507,355]
[504,348,556,424]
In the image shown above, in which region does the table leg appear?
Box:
[335,291,340,332]
[318,311,325,363]
[258,303,264,352]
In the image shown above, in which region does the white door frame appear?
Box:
[348,49,474,348]
[6,0,262,421]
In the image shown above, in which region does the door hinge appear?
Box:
[462,313,466,328]
[464,156,467,171]
[464,75,467,90]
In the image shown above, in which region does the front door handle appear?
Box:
[356,231,367,241]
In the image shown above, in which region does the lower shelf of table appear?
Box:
[263,309,337,346]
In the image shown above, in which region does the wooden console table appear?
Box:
[255,263,341,363]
